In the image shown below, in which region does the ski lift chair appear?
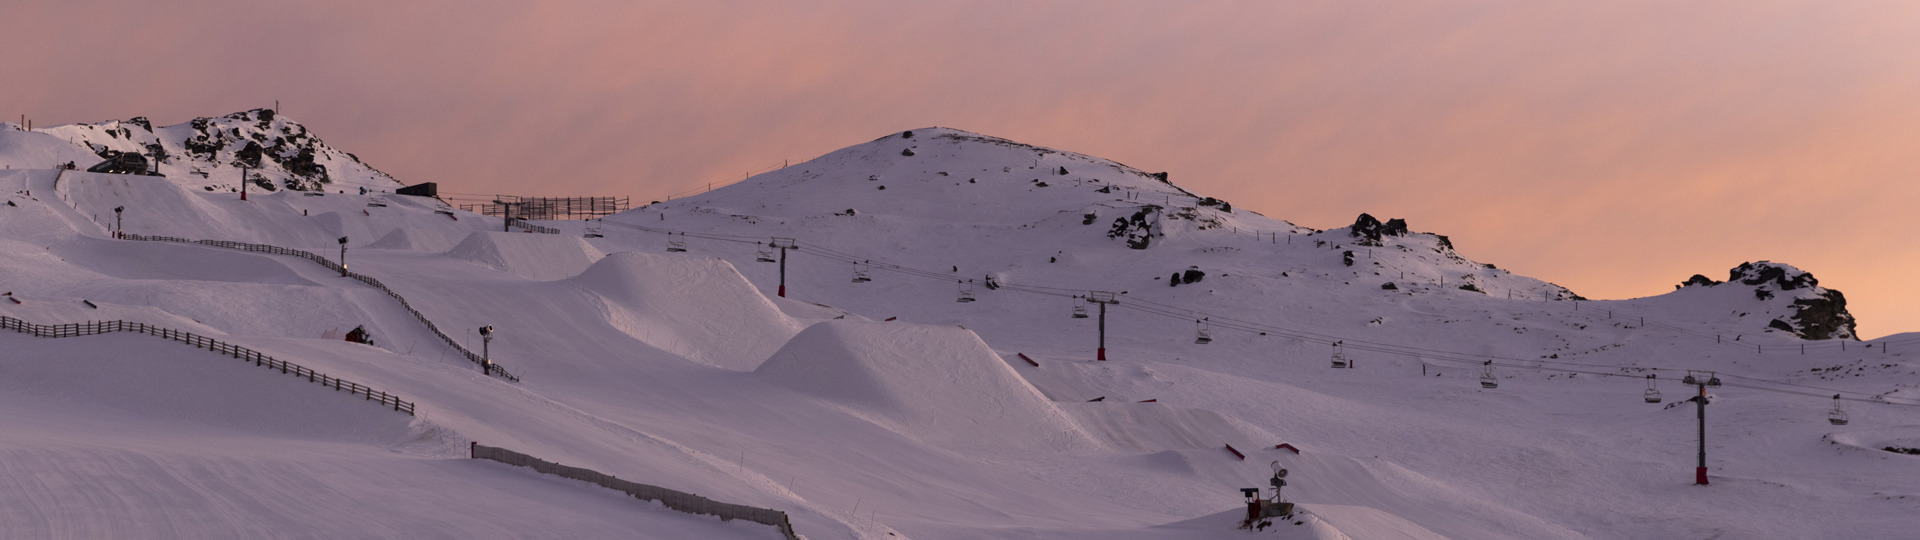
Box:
[1071,297,1089,319]
[666,232,687,252]
[956,280,976,303]
[1194,319,1212,344]
[1829,395,1849,426]
[583,222,604,239]
[1644,374,1662,403]
[756,243,777,263]
[1480,361,1499,389]
[852,262,872,283]
[1330,343,1349,369]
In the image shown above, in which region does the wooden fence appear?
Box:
[506,217,561,235]
[472,443,799,540]
[0,315,414,416]
[123,234,520,382]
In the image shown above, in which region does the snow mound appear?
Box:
[755,320,1089,450]
[568,252,805,370]
[444,231,604,280]
[1062,402,1281,452]
[367,227,459,252]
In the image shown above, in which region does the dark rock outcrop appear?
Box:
[1731,261,1819,291]
[1181,267,1205,284]
[1791,289,1855,341]
[1106,206,1161,250]
[1349,213,1410,246]
[1683,261,1857,340]
[1678,274,1721,289]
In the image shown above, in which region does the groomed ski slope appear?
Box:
[2,124,1917,539]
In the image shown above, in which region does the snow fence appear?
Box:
[122,233,521,382]
[470,443,798,540]
[0,316,415,415]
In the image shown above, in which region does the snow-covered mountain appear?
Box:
[5,109,398,193]
[1,122,1914,539]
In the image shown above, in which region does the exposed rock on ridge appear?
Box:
[35,109,399,192]
[1678,261,1857,340]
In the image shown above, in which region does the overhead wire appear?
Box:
[586,213,1919,410]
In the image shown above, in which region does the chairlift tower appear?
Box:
[1682,370,1721,485]
[769,237,796,297]
[1087,291,1117,360]
[479,325,495,376]
[336,236,349,277]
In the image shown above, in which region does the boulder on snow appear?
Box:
[1181,267,1205,284]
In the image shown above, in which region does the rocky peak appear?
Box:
[36,108,398,192]
[1349,213,1409,246]
[1730,261,1819,291]
[1676,261,1856,340]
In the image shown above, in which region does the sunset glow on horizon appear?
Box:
[8,1,1917,336]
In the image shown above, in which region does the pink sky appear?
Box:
[7,1,1917,337]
